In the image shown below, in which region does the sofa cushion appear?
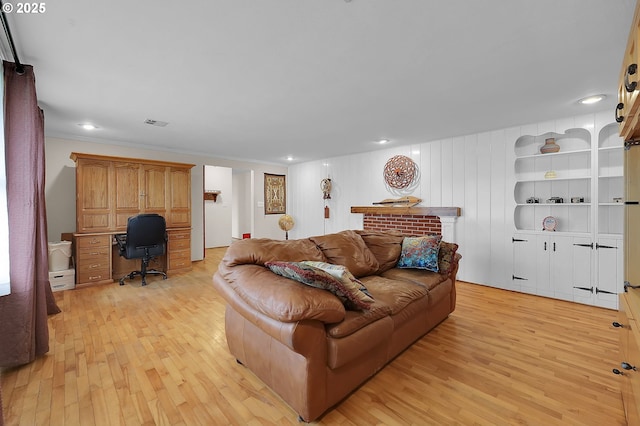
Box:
[222,238,326,267]
[381,268,448,291]
[438,241,459,275]
[216,264,346,323]
[355,230,405,273]
[325,302,392,338]
[310,230,379,278]
[300,260,374,299]
[326,314,394,370]
[265,261,374,310]
[396,235,442,272]
[359,275,429,315]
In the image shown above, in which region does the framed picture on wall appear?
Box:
[264,173,286,214]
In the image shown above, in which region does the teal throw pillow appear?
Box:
[396,235,442,272]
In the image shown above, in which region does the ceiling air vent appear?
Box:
[144,119,169,127]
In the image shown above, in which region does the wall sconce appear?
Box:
[204,190,221,202]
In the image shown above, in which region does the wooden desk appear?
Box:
[69,152,195,288]
[73,228,191,288]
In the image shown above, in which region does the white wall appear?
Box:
[232,170,253,239]
[204,165,232,248]
[288,110,614,286]
[44,137,288,260]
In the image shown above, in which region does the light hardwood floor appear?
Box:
[1,248,627,425]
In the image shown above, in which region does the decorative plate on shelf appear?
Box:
[542,216,557,231]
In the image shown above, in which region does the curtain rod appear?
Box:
[0,1,24,74]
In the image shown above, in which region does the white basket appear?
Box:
[48,241,72,272]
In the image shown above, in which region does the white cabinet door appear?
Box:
[536,234,553,298]
[595,237,623,309]
[570,237,595,305]
[512,234,537,294]
[513,234,594,303]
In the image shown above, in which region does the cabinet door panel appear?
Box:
[114,162,142,229]
[143,165,168,216]
[596,237,622,308]
[168,168,191,227]
[535,235,552,297]
[512,235,536,294]
[76,159,113,232]
[619,19,640,140]
[569,237,594,304]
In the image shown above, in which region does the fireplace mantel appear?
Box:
[351,206,461,242]
[350,206,461,216]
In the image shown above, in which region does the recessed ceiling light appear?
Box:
[78,123,98,130]
[377,139,390,144]
[286,156,294,161]
[578,95,606,105]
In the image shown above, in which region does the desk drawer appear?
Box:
[78,259,110,274]
[77,267,110,284]
[168,249,191,271]
[169,238,190,250]
[77,247,111,261]
[76,235,111,248]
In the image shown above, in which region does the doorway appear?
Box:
[203,165,254,250]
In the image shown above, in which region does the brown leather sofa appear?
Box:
[213,229,461,422]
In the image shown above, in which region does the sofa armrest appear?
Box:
[213,265,346,324]
[448,253,462,312]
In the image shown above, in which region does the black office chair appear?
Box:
[117,214,168,286]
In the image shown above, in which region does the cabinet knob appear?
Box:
[622,362,637,371]
[613,368,624,375]
[625,63,638,92]
[612,321,625,328]
[616,103,625,123]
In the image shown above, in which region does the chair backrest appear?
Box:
[124,214,167,259]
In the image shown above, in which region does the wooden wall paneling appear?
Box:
[289,159,326,238]
[416,143,429,206]
[339,155,363,233]
[451,136,467,280]
[489,129,508,289]
[429,141,442,206]
[537,119,557,136]
[504,126,521,292]
[314,159,333,235]
[476,132,493,285]
[440,138,454,207]
[462,134,479,281]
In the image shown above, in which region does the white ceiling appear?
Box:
[5,0,636,165]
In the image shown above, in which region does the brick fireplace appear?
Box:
[351,206,461,242]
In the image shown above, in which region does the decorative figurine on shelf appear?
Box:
[540,138,560,154]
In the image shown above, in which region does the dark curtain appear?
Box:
[0,61,60,372]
